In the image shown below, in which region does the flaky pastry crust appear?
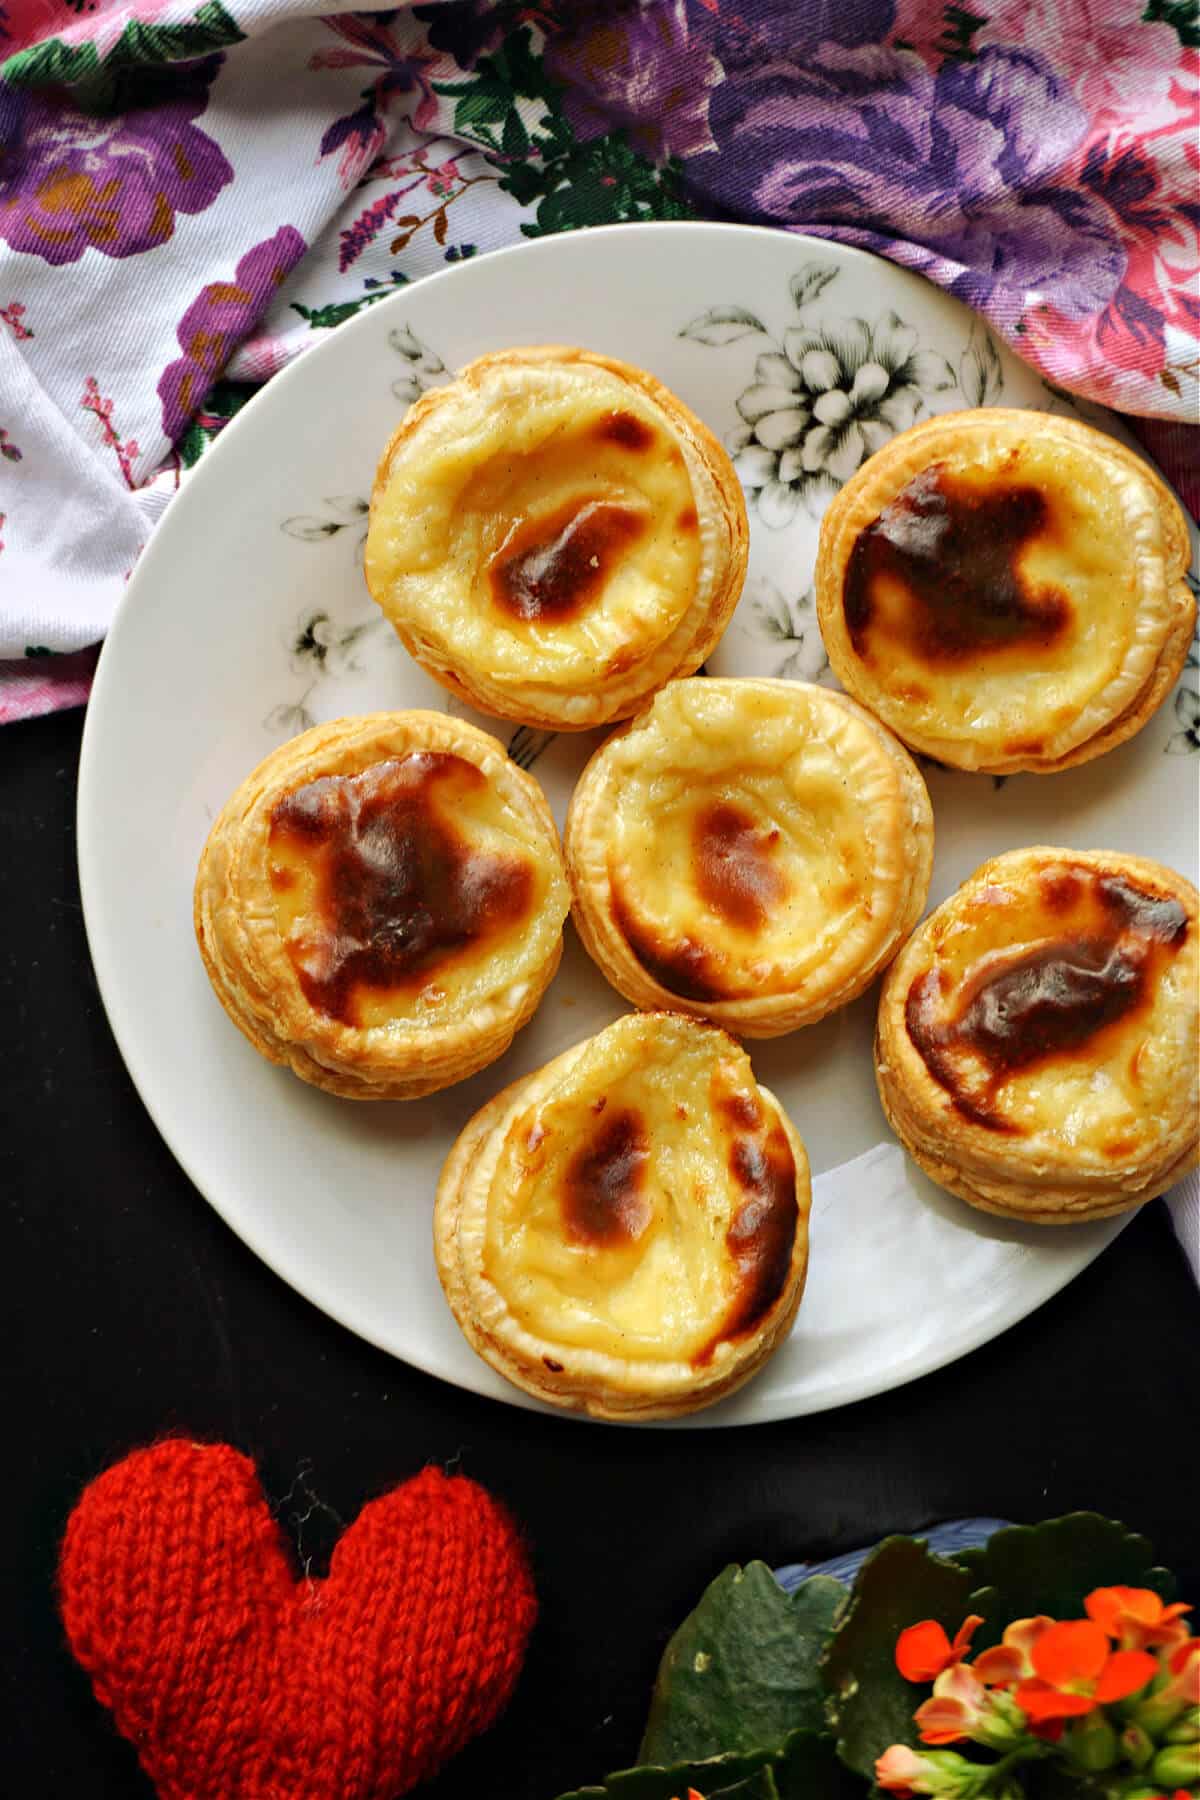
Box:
[364,345,748,730]
[564,678,933,1036]
[194,711,569,1100]
[433,1012,811,1418]
[875,847,1199,1223]
[815,409,1194,774]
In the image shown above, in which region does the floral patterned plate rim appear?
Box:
[77,224,1199,1427]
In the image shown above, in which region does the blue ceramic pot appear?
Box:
[773,1518,1012,1594]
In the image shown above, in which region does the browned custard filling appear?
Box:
[562,1106,652,1247]
[705,1086,798,1363]
[844,463,1072,670]
[479,1016,800,1367]
[268,754,535,1028]
[906,866,1188,1135]
[611,797,792,1002]
[489,498,648,624]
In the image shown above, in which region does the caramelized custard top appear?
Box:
[269,753,534,1025]
[844,463,1071,668]
[489,499,646,624]
[906,867,1188,1132]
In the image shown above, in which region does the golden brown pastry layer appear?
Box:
[194,712,569,1099]
[364,346,748,730]
[434,1011,811,1418]
[564,678,933,1036]
[876,847,1199,1223]
[815,409,1194,773]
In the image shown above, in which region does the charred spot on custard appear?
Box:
[489,498,646,624]
[561,1107,651,1247]
[1040,869,1083,914]
[677,506,698,533]
[692,800,788,932]
[844,463,1071,666]
[905,865,1188,1130]
[593,409,656,452]
[719,1090,762,1133]
[268,753,534,1026]
[693,1111,797,1365]
[269,865,296,892]
[611,887,726,1002]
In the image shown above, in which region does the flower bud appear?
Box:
[1165,1705,1200,1744]
[1065,1713,1118,1771]
[1121,1724,1155,1769]
[1150,1742,1200,1786]
[876,1744,995,1797]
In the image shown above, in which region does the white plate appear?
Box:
[78,223,1200,1426]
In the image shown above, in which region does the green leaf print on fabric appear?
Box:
[174,379,255,470]
[433,27,694,239]
[435,27,572,162]
[2,3,245,112]
[515,138,692,237]
[1142,0,1200,46]
[291,276,410,332]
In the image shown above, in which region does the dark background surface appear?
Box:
[5,705,1199,1798]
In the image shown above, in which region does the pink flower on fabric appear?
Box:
[156,227,307,442]
[1021,121,1200,414]
[0,63,231,266]
[975,0,1193,133]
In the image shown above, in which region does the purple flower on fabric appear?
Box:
[157,227,307,442]
[694,43,1123,320]
[0,61,231,267]
[712,0,896,61]
[544,0,723,162]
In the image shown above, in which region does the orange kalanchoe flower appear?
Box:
[1013,1619,1157,1724]
[1085,1585,1192,1652]
[1164,1636,1200,1702]
[973,1616,1055,1688]
[896,1615,985,1684]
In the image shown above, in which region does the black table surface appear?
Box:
[5,705,1199,1798]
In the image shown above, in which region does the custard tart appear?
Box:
[194,712,569,1100]
[876,847,1199,1224]
[815,409,1194,774]
[364,346,748,730]
[434,1012,811,1419]
[564,678,933,1036]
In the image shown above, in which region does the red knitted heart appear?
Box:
[59,1440,537,1800]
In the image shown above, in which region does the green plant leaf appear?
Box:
[952,1513,1176,1646]
[559,1735,861,1800]
[773,1728,867,1800]
[712,1775,780,1800]
[639,1566,845,1766]
[821,1537,986,1779]
[555,1749,773,1800]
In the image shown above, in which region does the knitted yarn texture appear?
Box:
[58,1440,537,1799]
